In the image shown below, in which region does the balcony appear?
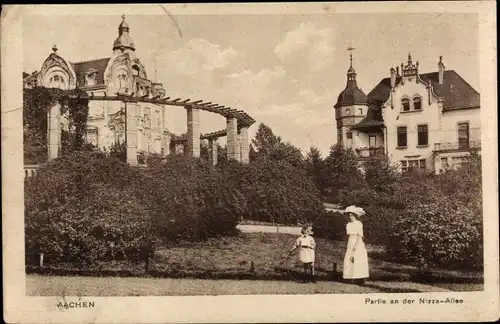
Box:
[434,140,481,153]
[355,146,385,159]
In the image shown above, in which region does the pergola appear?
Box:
[47,91,256,166]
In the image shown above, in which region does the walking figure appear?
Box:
[291,225,316,283]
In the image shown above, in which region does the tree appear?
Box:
[249,144,258,162]
[251,123,304,169]
[227,155,324,224]
[322,144,364,203]
[251,123,281,155]
[216,143,228,168]
[305,147,325,195]
[363,156,399,194]
[200,140,210,163]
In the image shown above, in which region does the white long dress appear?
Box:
[342,220,369,279]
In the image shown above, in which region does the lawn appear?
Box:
[27,232,483,292]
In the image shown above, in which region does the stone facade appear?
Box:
[24,15,254,165]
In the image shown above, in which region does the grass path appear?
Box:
[27,233,483,295]
[26,274,455,296]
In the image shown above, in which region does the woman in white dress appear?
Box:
[342,205,369,285]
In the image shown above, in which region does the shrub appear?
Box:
[387,200,483,270]
[222,156,325,225]
[24,151,150,264]
[313,211,348,240]
[141,155,244,242]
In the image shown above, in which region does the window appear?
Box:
[345,108,350,116]
[402,98,410,111]
[337,129,342,144]
[419,159,426,169]
[369,136,376,148]
[413,96,422,110]
[132,65,140,77]
[50,75,63,89]
[347,131,353,139]
[369,136,378,156]
[397,126,407,147]
[417,125,428,146]
[458,123,469,149]
[144,108,151,128]
[452,157,463,167]
[358,108,363,115]
[441,157,448,168]
[85,70,98,86]
[117,73,128,89]
[156,111,161,128]
[401,159,426,173]
[401,160,408,173]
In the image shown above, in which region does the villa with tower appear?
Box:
[23,16,255,170]
[334,50,480,174]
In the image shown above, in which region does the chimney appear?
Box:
[390,67,396,88]
[438,56,445,85]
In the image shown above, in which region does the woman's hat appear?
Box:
[344,205,366,217]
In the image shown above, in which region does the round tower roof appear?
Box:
[334,85,367,108]
[113,15,135,52]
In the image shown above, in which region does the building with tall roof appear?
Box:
[334,53,481,174]
[334,50,369,149]
[24,16,169,156]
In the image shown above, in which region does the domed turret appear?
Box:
[113,15,136,53]
[334,49,367,109]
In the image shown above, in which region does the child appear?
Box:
[291,225,316,282]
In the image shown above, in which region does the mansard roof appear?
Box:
[366,70,480,110]
[71,58,111,87]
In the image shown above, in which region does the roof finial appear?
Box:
[52,45,58,53]
[347,46,355,68]
[122,14,126,20]
[408,52,412,63]
[154,57,157,81]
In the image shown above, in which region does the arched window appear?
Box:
[132,65,140,77]
[116,73,128,89]
[401,97,410,111]
[413,96,422,110]
[85,70,98,86]
[49,75,63,89]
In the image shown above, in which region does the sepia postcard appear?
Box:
[2,2,498,323]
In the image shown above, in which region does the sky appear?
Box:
[23,12,479,156]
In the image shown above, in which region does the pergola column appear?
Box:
[239,126,249,163]
[162,132,171,156]
[125,101,138,166]
[187,107,200,157]
[47,102,61,160]
[208,138,218,166]
[226,117,239,161]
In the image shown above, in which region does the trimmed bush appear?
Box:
[141,155,244,242]
[221,156,325,225]
[387,200,482,270]
[24,151,150,264]
[313,211,348,240]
